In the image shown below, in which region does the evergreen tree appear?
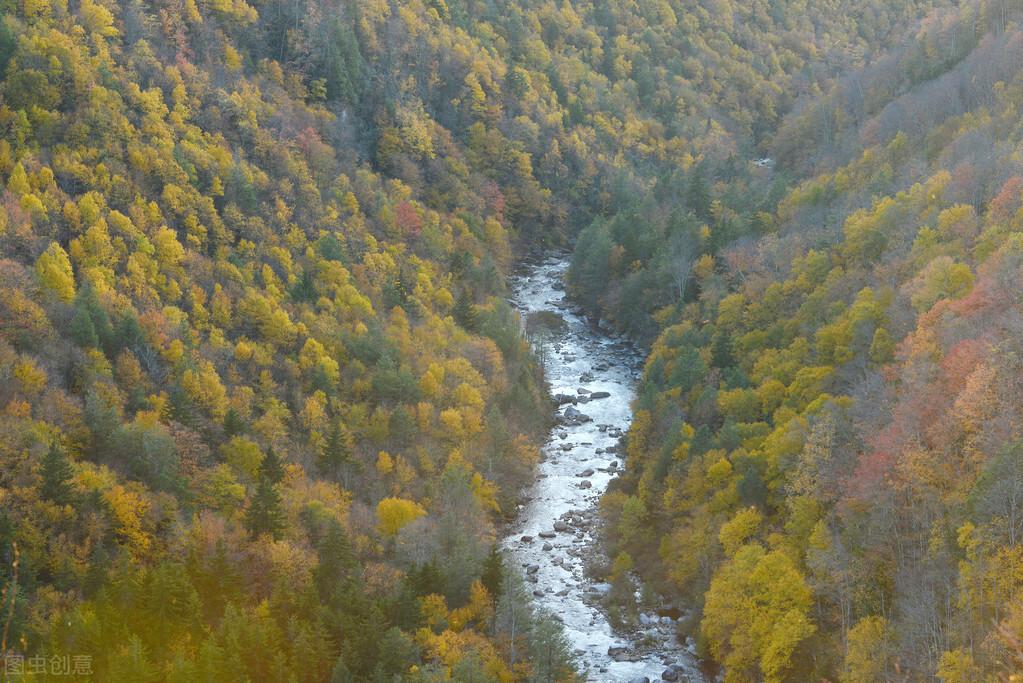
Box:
[40,441,75,505]
[454,288,478,332]
[528,610,577,683]
[481,547,504,600]
[223,408,246,438]
[261,446,285,485]
[317,422,353,477]
[245,448,286,539]
[314,520,357,602]
[70,303,99,348]
[686,164,712,221]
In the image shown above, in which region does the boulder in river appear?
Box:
[553,520,570,532]
[520,535,533,543]
[607,646,628,660]
[589,391,611,399]
[525,564,540,574]
[538,531,556,539]
[628,678,649,683]
[578,480,592,489]
[563,406,592,424]
[542,542,553,551]
[661,669,679,681]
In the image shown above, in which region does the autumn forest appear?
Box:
[2,0,1023,680]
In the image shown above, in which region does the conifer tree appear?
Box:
[40,441,75,505]
[245,447,286,539]
[454,288,478,332]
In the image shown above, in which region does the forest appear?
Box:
[2,0,1023,680]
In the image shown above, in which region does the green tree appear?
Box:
[245,449,286,540]
[454,288,478,332]
[40,441,75,505]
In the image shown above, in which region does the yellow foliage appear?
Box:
[35,242,76,302]
[719,507,762,556]
[376,497,426,536]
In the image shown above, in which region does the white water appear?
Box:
[503,256,706,683]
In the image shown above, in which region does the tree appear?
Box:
[35,242,76,302]
[376,498,427,537]
[528,610,576,683]
[317,421,355,483]
[40,441,75,505]
[702,544,816,682]
[666,227,697,301]
[842,616,892,683]
[245,449,286,540]
[454,288,478,332]
[314,519,357,602]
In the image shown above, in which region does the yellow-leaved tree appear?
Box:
[701,543,816,683]
[35,242,76,302]
[376,497,426,537]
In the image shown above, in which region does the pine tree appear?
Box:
[481,546,504,600]
[261,446,285,485]
[454,288,478,332]
[40,441,75,505]
[686,164,712,221]
[70,303,99,348]
[245,448,286,539]
[314,520,357,602]
[317,422,352,477]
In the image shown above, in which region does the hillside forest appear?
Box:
[2,0,1023,681]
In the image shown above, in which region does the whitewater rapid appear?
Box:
[503,255,705,683]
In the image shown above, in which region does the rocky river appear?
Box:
[502,255,707,683]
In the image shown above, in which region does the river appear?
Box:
[502,255,706,683]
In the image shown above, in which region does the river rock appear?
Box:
[553,520,570,532]
[578,480,592,489]
[577,468,595,477]
[525,564,540,574]
[628,677,649,683]
[538,530,556,539]
[533,590,544,597]
[579,372,595,382]
[554,393,576,405]
[542,542,553,551]
[661,668,679,681]
[520,535,533,543]
[607,646,628,659]
[563,406,592,424]
[589,391,611,399]
[577,387,590,394]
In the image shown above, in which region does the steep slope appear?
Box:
[596,3,1023,680]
